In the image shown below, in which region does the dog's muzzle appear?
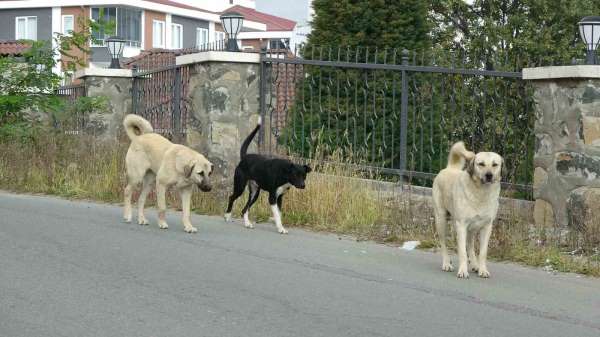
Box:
[485,172,494,183]
[198,182,212,192]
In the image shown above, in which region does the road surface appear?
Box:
[1,191,599,337]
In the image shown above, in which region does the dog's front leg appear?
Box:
[478,224,493,278]
[156,183,169,230]
[455,223,469,278]
[467,230,479,272]
[269,193,288,234]
[179,186,197,233]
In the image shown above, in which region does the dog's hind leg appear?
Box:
[435,209,453,272]
[124,173,142,223]
[137,172,155,226]
[156,182,169,230]
[225,167,246,222]
[241,181,260,229]
[467,230,480,272]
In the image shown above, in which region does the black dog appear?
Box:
[224,117,311,234]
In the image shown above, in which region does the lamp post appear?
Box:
[220,11,244,52]
[105,36,126,69]
[578,16,600,65]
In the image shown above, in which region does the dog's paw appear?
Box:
[478,268,490,278]
[244,222,255,229]
[456,267,470,279]
[442,263,454,272]
[124,216,132,223]
[158,223,169,230]
[278,227,289,234]
[224,213,232,222]
[184,226,198,233]
[138,218,149,226]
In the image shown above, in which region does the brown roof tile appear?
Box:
[0,40,31,56]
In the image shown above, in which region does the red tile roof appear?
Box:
[225,5,296,31]
[0,40,31,56]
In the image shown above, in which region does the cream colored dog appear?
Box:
[432,142,503,279]
[122,114,213,233]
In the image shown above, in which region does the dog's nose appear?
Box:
[199,184,212,192]
[485,173,493,182]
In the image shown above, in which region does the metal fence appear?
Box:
[259,46,535,197]
[132,64,191,139]
[54,83,87,133]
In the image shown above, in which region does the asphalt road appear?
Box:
[1,191,599,337]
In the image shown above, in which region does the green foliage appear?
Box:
[429,0,600,67]
[0,14,114,140]
[307,0,431,51]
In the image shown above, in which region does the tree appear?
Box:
[429,0,600,69]
[307,0,431,51]
[0,14,113,139]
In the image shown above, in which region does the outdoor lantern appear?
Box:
[578,16,600,65]
[220,11,244,52]
[105,36,126,69]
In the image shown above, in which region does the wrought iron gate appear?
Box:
[132,64,191,139]
[259,47,535,196]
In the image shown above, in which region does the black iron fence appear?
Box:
[54,83,87,133]
[132,64,191,139]
[259,46,535,197]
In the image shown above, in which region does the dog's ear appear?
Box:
[466,157,475,177]
[176,155,195,178]
[303,164,312,173]
[184,163,195,178]
[284,162,295,173]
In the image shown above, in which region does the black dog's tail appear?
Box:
[240,116,262,158]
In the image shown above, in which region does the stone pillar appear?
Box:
[524,66,600,231]
[74,68,133,141]
[176,52,262,190]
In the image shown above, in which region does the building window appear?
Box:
[91,7,141,47]
[153,20,165,48]
[269,38,290,50]
[15,16,37,40]
[62,15,74,35]
[171,23,183,49]
[215,31,226,42]
[196,28,209,47]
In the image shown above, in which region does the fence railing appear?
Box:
[132,64,191,139]
[259,46,535,198]
[54,83,87,133]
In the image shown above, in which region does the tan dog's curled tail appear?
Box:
[123,114,153,141]
[447,141,475,170]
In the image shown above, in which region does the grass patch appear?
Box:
[1,133,599,277]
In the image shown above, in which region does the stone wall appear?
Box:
[528,67,600,232]
[183,61,261,191]
[83,76,133,141]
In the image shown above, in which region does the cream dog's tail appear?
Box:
[123,114,153,140]
[446,141,475,169]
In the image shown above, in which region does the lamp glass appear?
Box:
[579,17,600,50]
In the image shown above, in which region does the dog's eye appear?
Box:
[199,171,204,176]
[492,163,498,167]
[477,162,485,167]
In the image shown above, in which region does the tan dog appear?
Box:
[122,114,213,233]
[432,142,503,279]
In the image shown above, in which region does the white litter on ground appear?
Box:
[401,241,421,251]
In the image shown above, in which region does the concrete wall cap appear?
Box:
[75,68,133,79]
[523,65,600,80]
[176,51,261,66]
